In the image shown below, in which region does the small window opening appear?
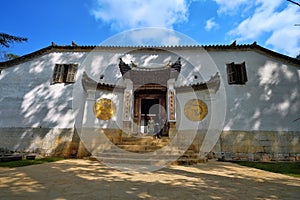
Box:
[52,64,78,84]
[226,62,247,85]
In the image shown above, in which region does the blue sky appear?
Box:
[1,0,300,57]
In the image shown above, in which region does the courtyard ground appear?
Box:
[0,159,299,200]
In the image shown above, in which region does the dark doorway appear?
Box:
[133,84,168,135]
[141,99,159,116]
[141,99,159,133]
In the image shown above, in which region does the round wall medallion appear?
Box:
[94,98,116,120]
[184,99,208,121]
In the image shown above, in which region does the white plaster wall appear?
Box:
[208,51,300,132]
[0,52,87,128]
[87,90,124,129]
[161,48,299,132]
[0,47,299,133]
[176,90,212,131]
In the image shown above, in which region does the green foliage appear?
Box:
[0,157,64,168]
[232,161,300,178]
[0,51,20,61]
[4,53,19,60]
[0,33,28,48]
[0,33,28,61]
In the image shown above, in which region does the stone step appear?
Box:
[119,141,152,145]
[121,136,153,142]
[101,147,182,153]
[94,134,205,166]
[172,157,207,165]
[121,136,169,142]
[92,154,206,166]
[94,152,183,159]
[116,145,163,152]
[93,155,178,166]
[182,150,200,158]
[93,149,204,165]
[119,140,170,146]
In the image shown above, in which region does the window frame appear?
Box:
[52,64,78,84]
[226,62,247,85]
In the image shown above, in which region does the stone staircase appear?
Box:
[116,136,170,152]
[91,135,207,170]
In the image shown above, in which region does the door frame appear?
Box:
[133,86,167,134]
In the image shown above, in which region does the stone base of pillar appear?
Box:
[168,122,177,139]
[122,121,132,135]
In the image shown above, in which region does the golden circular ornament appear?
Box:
[94,98,116,120]
[184,99,208,121]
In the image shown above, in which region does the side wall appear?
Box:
[0,52,86,156]
[177,49,300,161]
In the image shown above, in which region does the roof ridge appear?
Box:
[1,42,299,69]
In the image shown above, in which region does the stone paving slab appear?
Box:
[0,159,299,200]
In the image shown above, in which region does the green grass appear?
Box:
[232,161,300,178]
[0,157,64,168]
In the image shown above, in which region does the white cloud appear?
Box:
[100,28,198,46]
[126,28,181,46]
[215,0,300,56]
[213,0,251,14]
[205,18,218,31]
[91,0,189,30]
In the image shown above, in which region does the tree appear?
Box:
[0,33,28,61]
[287,0,300,7]
[0,33,27,48]
[4,53,20,60]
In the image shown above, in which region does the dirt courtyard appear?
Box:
[0,159,299,200]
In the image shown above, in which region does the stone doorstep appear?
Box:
[121,136,169,141]
[93,152,184,159]
[218,152,300,162]
[114,136,172,153]
[0,155,23,162]
[93,151,205,166]
[119,140,170,146]
[173,157,208,165]
[117,145,163,152]
[94,156,177,166]
[103,147,181,154]
[97,157,208,166]
[25,155,36,160]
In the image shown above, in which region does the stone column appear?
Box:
[123,79,133,135]
[167,79,177,138]
[82,89,96,128]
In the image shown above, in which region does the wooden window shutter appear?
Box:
[241,62,247,83]
[66,64,78,83]
[227,62,236,84]
[53,64,64,83]
[52,64,59,83]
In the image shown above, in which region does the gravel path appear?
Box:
[0,159,299,200]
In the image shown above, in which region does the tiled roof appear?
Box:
[1,41,300,69]
[176,72,220,92]
[82,71,125,91]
